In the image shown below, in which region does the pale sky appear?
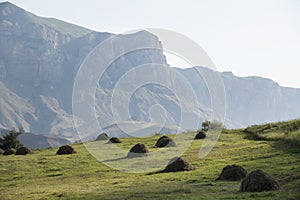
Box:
[2,0,300,88]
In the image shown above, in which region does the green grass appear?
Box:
[1,120,300,200]
[243,119,300,152]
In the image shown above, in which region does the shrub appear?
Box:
[201,120,211,131]
[201,120,224,131]
[209,121,224,131]
[0,129,23,150]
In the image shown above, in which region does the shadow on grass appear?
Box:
[270,140,300,154]
[243,129,300,154]
[102,156,127,162]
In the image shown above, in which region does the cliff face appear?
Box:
[0,2,82,82]
[0,2,299,144]
[176,67,300,127]
[0,2,170,140]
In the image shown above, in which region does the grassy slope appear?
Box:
[0,121,300,200]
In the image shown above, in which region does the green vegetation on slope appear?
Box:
[0,120,300,200]
[243,119,300,152]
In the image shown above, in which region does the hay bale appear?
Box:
[127,143,149,158]
[216,165,247,181]
[15,146,32,155]
[194,131,206,139]
[109,137,121,143]
[96,133,109,141]
[56,145,76,155]
[162,157,195,172]
[240,170,281,192]
[154,136,176,148]
[3,148,16,155]
[0,148,4,155]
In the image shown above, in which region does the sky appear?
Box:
[2,0,300,88]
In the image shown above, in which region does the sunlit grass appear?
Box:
[0,121,300,199]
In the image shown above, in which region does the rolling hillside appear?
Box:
[0,120,299,199]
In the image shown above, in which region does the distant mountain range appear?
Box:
[0,128,70,149]
[0,2,299,148]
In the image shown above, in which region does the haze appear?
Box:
[3,0,300,88]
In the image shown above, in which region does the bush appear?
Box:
[201,120,224,131]
[201,120,210,131]
[0,129,23,150]
[209,121,224,130]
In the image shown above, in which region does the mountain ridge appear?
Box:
[0,2,299,146]
[0,1,93,38]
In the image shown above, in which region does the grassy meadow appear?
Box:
[0,120,300,200]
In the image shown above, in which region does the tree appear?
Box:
[201,120,224,131]
[0,129,23,150]
[202,120,211,131]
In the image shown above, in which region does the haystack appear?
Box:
[216,165,247,181]
[194,131,206,139]
[162,157,194,172]
[56,145,76,155]
[15,146,32,155]
[3,148,16,155]
[96,133,109,140]
[240,170,280,192]
[154,136,176,148]
[127,143,149,158]
[109,137,121,143]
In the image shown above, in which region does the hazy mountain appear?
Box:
[176,68,300,127]
[0,2,299,146]
[0,2,171,141]
[0,128,70,149]
[17,132,70,149]
[84,121,185,142]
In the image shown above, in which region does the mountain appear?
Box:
[17,132,70,149]
[176,67,300,127]
[0,128,70,149]
[92,121,185,140]
[0,2,299,146]
[0,2,171,141]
